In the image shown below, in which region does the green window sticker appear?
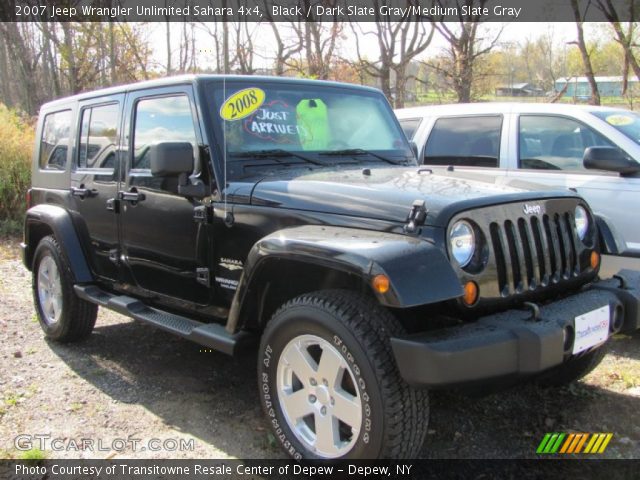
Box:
[296,99,330,150]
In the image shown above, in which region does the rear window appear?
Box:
[424,115,502,167]
[40,110,72,170]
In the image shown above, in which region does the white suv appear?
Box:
[395,103,640,274]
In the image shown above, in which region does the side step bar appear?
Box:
[74,285,253,356]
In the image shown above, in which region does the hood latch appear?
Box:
[404,200,427,233]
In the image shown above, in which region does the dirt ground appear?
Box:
[1,235,639,460]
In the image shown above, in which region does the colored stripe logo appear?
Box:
[537,433,613,454]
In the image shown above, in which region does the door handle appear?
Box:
[70,186,96,199]
[118,189,145,203]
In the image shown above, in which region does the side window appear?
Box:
[132,95,197,170]
[40,110,72,170]
[519,115,616,171]
[78,103,119,169]
[424,116,502,167]
[399,118,422,140]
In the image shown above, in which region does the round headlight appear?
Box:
[574,206,589,241]
[450,220,475,267]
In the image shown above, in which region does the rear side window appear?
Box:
[78,103,119,169]
[132,95,197,170]
[424,116,502,167]
[399,118,422,140]
[40,110,72,170]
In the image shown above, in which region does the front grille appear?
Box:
[489,212,580,297]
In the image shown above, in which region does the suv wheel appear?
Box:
[32,236,98,342]
[537,347,607,387]
[258,290,429,459]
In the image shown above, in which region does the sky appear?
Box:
[145,21,608,72]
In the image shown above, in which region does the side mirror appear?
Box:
[583,147,640,175]
[150,142,208,198]
[150,142,194,177]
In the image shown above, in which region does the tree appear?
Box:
[594,0,640,94]
[0,22,152,114]
[570,0,600,105]
[301,5,343,79]
[263,2,304,76]
[426,0,502,103]
[350,7,434,108]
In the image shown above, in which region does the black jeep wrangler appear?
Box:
[22,75,640,459]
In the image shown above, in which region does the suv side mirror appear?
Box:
[149,142,208,198]
[150,142,194,177]
[583,146,640,175]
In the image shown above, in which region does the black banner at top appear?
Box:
[1,0,639,23]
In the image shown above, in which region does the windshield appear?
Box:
[592,110,640,146]
[206,81,413,175]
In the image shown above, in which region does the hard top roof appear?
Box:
[40,74,382,111]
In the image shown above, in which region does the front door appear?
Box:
[118,86,211,305]
[70,95,124,282]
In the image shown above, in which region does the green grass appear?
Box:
[18,447,46,461]
[406,90,639,110]
[0,104,34,233]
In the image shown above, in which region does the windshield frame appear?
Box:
[202,78,415,180]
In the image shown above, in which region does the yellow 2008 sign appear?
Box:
[220,87,265,121]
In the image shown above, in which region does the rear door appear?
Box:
[118,86,212,305]
[70,95,124,281]
[423,114,506,169]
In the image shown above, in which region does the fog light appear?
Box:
[372,274,390,294]
[462,281,479,306]
[590,251,600,270]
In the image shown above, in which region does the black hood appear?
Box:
[231,166,579,227]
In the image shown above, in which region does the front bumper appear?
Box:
[391,269,640,388]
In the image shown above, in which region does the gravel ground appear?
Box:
[1,236,639,459]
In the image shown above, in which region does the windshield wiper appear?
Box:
[319,148,405,165]
[229,149,324,166]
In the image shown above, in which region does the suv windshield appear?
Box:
[206,81,413,175]
[592,110,640,147]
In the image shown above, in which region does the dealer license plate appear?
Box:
[573,305,610,355]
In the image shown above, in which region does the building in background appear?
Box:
[495,83,543,97]
[555,76,640,98]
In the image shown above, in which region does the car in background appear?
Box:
[395,103,640,275]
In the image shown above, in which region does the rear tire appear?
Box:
[258,290,429,459]
[537,346,607,387]
[32,236,97,342]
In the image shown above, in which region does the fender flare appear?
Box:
[23,204,93,283]
[595,214,625,256]
[226,225,462,332]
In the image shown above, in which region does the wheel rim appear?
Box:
[37,255,63,326]
[276,334,362,458]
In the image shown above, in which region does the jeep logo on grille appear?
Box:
[523,203,543,215]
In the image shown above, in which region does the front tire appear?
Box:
[258,290,429,459]
[32,236,98,342]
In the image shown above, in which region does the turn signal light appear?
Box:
[372,274,390,294]
[590,251,600,270]
[463,281,479,306]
